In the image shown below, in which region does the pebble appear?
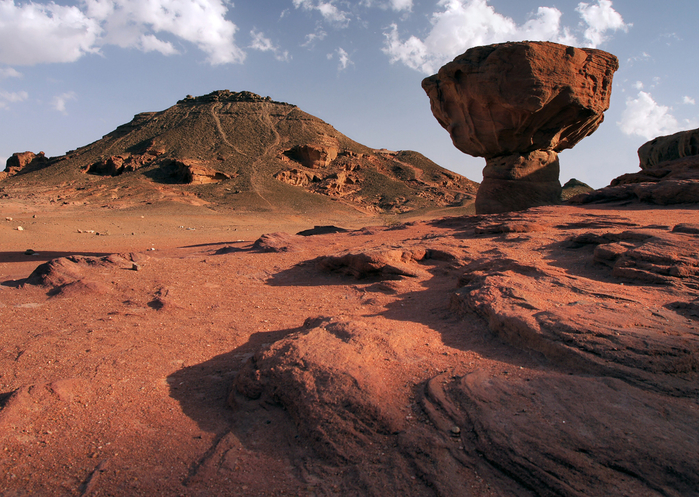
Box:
[450,426,461,436]
[16,226,24,231]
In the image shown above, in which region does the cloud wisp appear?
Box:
[0,89,28,109]
[383,0,630,74]
[250,30,290,62]
[0,0,244,66]
[327,47,353,71]
[51,91,77,114]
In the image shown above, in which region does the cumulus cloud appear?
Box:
[576,0,629,47]
[383,0,629,74]
[0,1,101,65]
[51,91,77,114]
[250,29,290,61]
[0,0,244,66]
[618,91,698,140]
[293,0,350,27]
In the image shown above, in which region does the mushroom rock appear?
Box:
[422,41,619,214]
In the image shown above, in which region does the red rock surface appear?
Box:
[423,42,618,214]
[1,151,50,179]
[1,193,697,495]
[572,127,699,205]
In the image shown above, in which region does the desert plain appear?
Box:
[0,83,698,496]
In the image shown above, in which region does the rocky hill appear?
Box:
[0,90,477,217]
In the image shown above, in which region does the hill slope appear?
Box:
[1,90,477,217]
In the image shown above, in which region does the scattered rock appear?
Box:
[252,232,305,253]
[317,248,427,279]
[423,41,618,213]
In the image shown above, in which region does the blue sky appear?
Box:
[0,0,697,188]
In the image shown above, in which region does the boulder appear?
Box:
[3,151,50,177]
[638,127,699,168]
[422,41,618,214]
[571,128,699,205]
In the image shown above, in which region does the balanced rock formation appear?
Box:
[422,41,619,214]
[571,127,699,205]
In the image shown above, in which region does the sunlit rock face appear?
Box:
[422,41,619,214]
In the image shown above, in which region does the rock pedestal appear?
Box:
[422,41,619,214]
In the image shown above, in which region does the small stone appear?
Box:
[24,249,36,255]
[131,263,141,271]
[450,426,461,436]
[5,217,12,221]
[16,226,24,231]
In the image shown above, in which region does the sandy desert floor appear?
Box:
[1,194,698,496]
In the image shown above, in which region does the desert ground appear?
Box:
[1,186,698,496]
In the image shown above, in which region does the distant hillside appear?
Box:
[1,90,478,216]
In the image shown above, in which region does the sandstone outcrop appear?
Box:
[1,151,50,179]
[284,140,339,169]
[571,127,699,205]
[423,41,618,214]
[171,160,231,184]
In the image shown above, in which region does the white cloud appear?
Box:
[0,0,102,65]
[0,89,27,102]
[293,0,350,27]
[633,81,644,90]
[617,91,698,140]
[0,67,21,79]
[250,29,290,61]
[390,0,413,11]
[139,34,178,55]
[328,47,352,70]
[683,96,696,105]
[51,91,77,114]
[383,0,629,74]
[0,0,244,66]
[362,0,413,11]
[576,0,630,47]
[302,29,328,47]
[0,89,28,109]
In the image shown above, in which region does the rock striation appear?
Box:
[423,41,618,214]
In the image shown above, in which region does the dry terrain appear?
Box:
[1,187,698,496]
